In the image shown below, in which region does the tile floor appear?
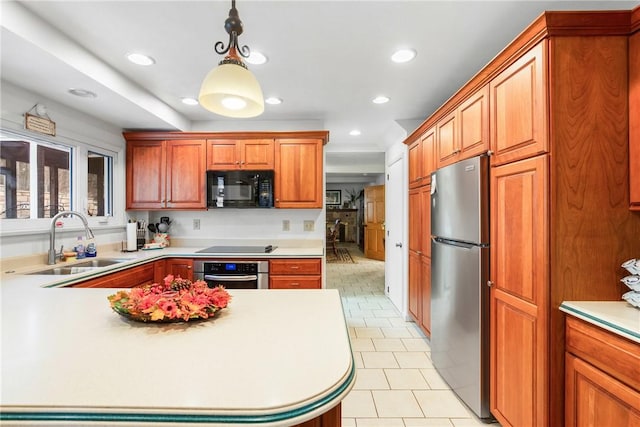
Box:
[326,244,498,427]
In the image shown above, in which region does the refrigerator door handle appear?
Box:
[433,236,479,249]
[431,174,437,195]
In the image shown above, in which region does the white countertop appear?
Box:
[560,301,640,344]
[0,285,354,425]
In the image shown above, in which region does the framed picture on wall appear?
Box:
[326,190,341,205]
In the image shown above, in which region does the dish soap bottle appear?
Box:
[85,240,97,257]
[75,236,86,259]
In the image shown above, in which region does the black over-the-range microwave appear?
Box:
[206,170,274,208]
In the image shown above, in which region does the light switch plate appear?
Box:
[193,219,200,230]
[282,220,290,231]
[303,220,314,232]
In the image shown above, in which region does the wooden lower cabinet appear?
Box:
[270,259,322,289]
[71,262,156,288]
[565,317,640,426]
[490,155,548,427]
[407,184,431,337]
[165,258,193,281]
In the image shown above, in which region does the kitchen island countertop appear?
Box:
[560,301,640,344]
[0,283,354,426]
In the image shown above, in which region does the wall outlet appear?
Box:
[193,219,200,230]
[303,220,315,232]
[282,220,290,231]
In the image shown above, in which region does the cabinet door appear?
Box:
[207,140,240,170]
[436,110,458,168]
[420,185,431,258]
[241,139,274,169]
[421,127,436,184]
[408,250,422,322]
[490,155,549,427]
[408,188,421,253]
[73,263,155,288]
[165,140,206,209]
[126,140,165,209]
[165,258,194,281]
[490,42,548,166]
[566,354,640,427]
[270,259,321,275]
[270,276,321,289]
[459,85,489,159]
[408,140,423,189]
[420,255,431,337]
[630,32,640,210]
[274,139,323,208]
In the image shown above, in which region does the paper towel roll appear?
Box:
[126,223,137,251]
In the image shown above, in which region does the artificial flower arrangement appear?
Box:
[108,275,231,322]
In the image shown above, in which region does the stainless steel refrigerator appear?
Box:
[430,154,491,419]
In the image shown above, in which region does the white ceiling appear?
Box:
[1,0,638,183]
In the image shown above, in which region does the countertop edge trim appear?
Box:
[560,303,640,344]
[0,359,355,425]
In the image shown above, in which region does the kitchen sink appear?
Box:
[28,258,130,275]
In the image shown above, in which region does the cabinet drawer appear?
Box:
[73,263,155,288]
[270,259,321,275]
[270,276,321,289]
[566,316,640,392]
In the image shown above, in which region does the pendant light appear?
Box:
[199,0,264,118]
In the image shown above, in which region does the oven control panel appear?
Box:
[204,262,257,275]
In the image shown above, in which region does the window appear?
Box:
[0,138,71,219]
[87,151,113,217]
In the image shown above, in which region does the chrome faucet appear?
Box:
[48,210,94,265]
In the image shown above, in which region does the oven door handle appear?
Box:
[204,274,259,281]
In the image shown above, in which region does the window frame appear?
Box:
[0,128,123,235]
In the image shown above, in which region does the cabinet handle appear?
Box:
[487,280,494,287]
[290,282,300,287]
[487,150,494,156]
[453,149,461,154]
[290,266,300,269]
[241,161,245,165]
[187,266,192,269]
[235,161,240,164]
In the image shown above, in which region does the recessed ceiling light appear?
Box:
[68,88,97,98]
[181,97,199,106]
[349,130,361,136]
[245,51,268,65]
[127,53,155,66]
[391,48,416,63]
[265,97,283,105]
[373,96,390,104]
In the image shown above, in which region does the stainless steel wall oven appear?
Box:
[193,260,269,289]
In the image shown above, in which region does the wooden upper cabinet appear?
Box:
[490,42,548,166]
[126,140,166,210]
[458,85,490,159]
[274,138,323,208]
[630,31,640,211]
[436,110,458,168]
[436,85,489,169]
[408,140,422,189]
[206,139,274,170]
[126,139,206,210]
[409,126,436,188]
[165,140,207,209]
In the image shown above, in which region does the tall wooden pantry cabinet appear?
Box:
[404,9,640,426]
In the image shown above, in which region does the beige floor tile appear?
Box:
[365,318,393,327]
[413,390,472,418]
[402,338,431,351]
[359,301,384,310]
[373,338,407,351]
[404,418,454,426]
[450,418,497,426]
[372,309,400,318]
[347,318,367,327]
[355,327,385,338]
[353,369,389,390]
[384,368,430,390]
[355,418,406,426]
[420,369,450,389]
[353,351,364,368]
[372,390,424,417]
[342,390,378,418]
[361,351,400,368]
[350,338,375,351]
[382,327,414,338]
[351,309,375,318]
[341,418,356,427]
[394,352,434,368]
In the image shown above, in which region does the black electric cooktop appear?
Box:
[196,245,277,254]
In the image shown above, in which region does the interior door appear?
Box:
[364,184,385,261]
[386,158,405,315]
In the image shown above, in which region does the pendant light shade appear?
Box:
[199,0,264,118]
[199,52,264,118]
